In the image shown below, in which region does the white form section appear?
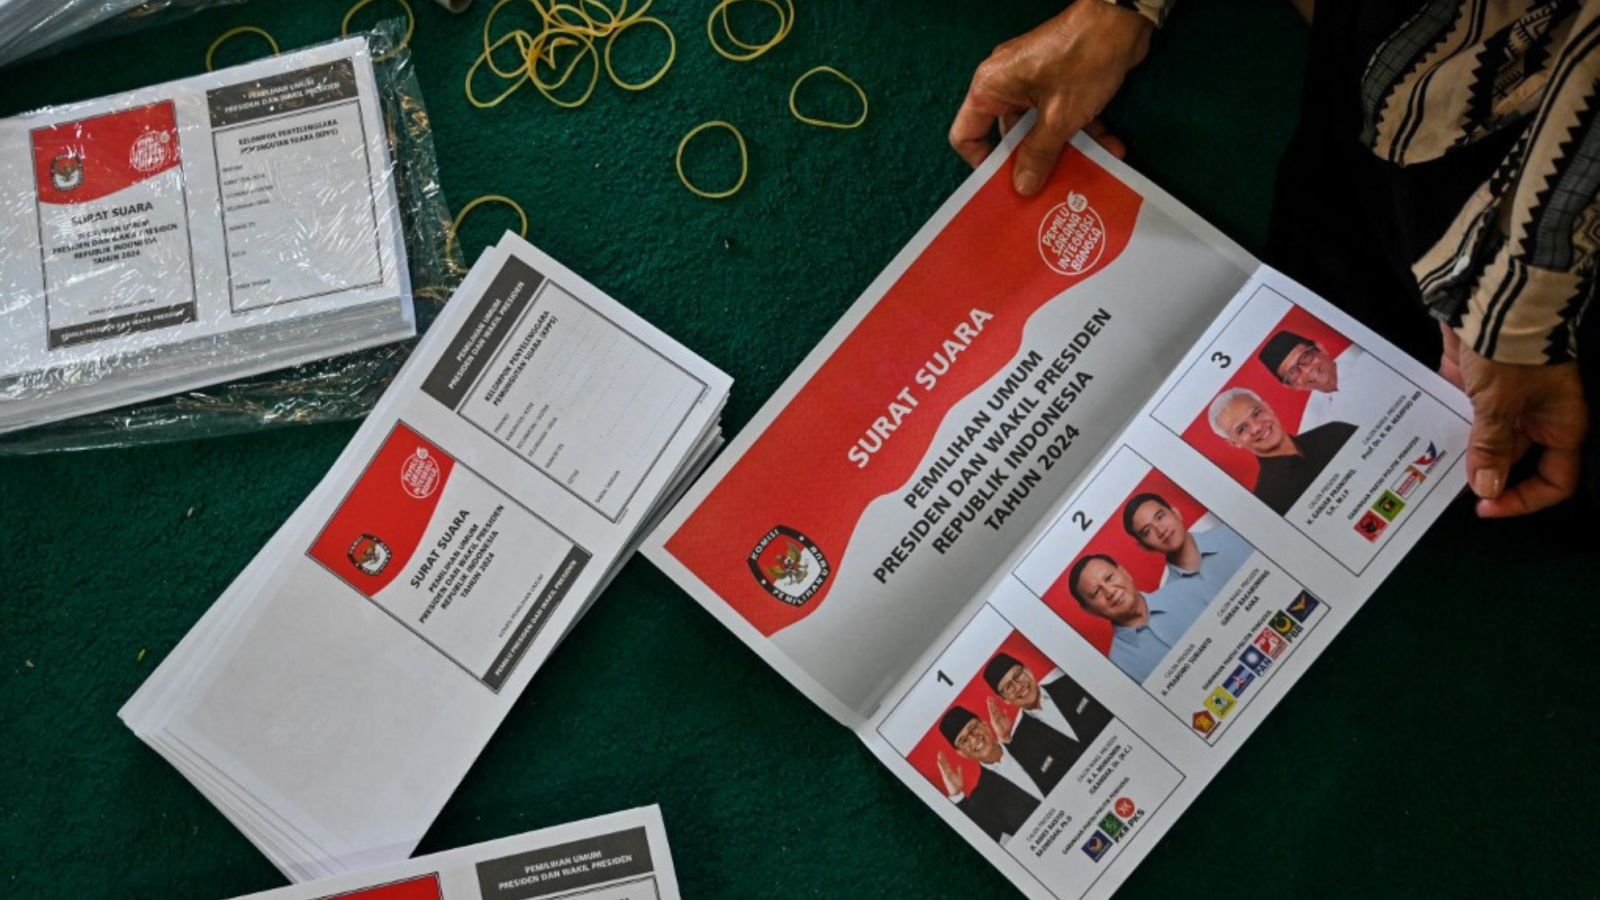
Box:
[459,282,706,521]
[212,98,382,310]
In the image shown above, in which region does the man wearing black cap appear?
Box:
[1257,329,1393,432]
[983,652,1111,776]
[936,705,1044,845]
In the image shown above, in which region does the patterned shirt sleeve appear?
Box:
[1409,3,1600,365]
[1096,0,1172,28]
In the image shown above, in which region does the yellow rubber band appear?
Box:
[467,30,534,107]
[676,121,748,199]
[205,26,279,72]
[342,0,416,61]
[789,66,868,129]
[604,15,675,91]
[483,0,540,76]
[447,194,529,271]
[531,34,599,108]
[467,0,674,109]
[706,0,793,62]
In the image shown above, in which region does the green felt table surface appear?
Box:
[2,1,1598,898]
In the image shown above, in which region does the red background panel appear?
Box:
[32,100,180,205]
[306,423,454,597]
[319,874,442,900]
[666,145,1145,637]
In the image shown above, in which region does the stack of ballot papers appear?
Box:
[0,37,414,434]
[0,0,167,67]
[219,806,680,900]
[121,232,730,881]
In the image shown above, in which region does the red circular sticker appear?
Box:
[1114,797,1136,819]
[400,448,441,499]
[129,130,172,173]
[1037,192,1106,276]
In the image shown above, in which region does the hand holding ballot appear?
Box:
[648,119,1475,900]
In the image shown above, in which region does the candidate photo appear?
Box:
[1206,387,1356,515]
[1038,474,1255,685]
[1172,306,1394,517]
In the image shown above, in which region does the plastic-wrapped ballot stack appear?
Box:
[0,0,232,68]
[121,232,731,882]
[0,1,473,70]
[0,35,415,435]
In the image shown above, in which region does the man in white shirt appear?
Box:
[1122,492,1253,605]
[1256,329,1396,432]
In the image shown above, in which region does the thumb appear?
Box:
[1012,108,1077,196]
[1466,388,1521,499]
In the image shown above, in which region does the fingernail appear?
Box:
[1015,170,1042,196]
[1473,469,1503,498]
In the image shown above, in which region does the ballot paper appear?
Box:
[0,36,413,434]
[645,115,1474,900]
[220,806,680,900]
[122,233,730,882]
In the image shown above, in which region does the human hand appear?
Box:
[949,0,1153,195]
[1440,323,1590,517]
[937,751,965,796]
[987,696,1014,745]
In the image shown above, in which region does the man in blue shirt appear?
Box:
[1121,492,1255,613]
[1067,552,1208,683]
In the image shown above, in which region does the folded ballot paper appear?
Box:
[219,806,681,900]
[121,233,730,882]
[0,36,414,435]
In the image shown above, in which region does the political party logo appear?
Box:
[1240,646,1271,675]
[49,152,83,192]
[1192,709,1218,735]
[1392,465,1427,499]
[1206,688,1236,718]
[1226,665,1256,697]
[1114,797,1137,819]
[1374,491,1406,521]
[1355,510,1389,542]
[1038,191,1107,276]
[749,525,830,606]
[1414,442,1442,469]
[1254,628,1287,658]
[1286,591,1320,623]
[1269,612,1303,641]
[1099,813,1128,841]
[348,534,392,576]
[400,447,442,499]
[129,129,173,173]
[1081,830,1113,862]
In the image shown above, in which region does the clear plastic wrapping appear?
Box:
[0,21,457,454]
[0,0,246,69]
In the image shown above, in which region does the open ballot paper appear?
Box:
[0,37,413,434]
[645,117,1472,900]
[121,233,730,882]
[218,806,680,900]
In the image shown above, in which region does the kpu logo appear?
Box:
[348,534,392,576]
[49,152,83,192]
[749,525,830,606]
